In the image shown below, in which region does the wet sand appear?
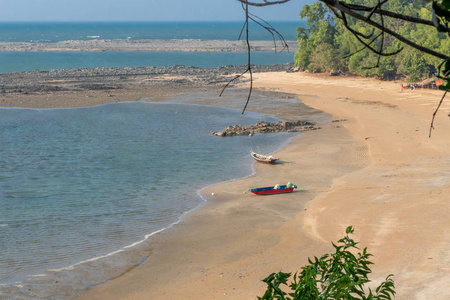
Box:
[2,70,449,299]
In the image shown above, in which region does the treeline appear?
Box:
[294,0,450,82]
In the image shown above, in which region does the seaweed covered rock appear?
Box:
[210,120,319,137]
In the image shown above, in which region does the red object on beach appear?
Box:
[435,79,444,86]
[250,184,297,195]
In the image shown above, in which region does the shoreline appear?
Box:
[78,72,450,300]
[2,68,450,299]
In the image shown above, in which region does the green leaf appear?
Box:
[442,59,450,76]
[345,226,354,234]
[258,227,395,299]
[433,1,450,22]
[442,0,450,9]
[432,3,449,32]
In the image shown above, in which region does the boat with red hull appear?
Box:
[250,183,297,195]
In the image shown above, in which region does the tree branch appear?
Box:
[321,0,449,60]
[429,90,448,137]
[222,1,289,114]
[247,11,290,53]
[236,0,292,7]
[238,0,446,31]
[221,1,254,114]
[345,2,450,31]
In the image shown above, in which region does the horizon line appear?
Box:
[0,19,301,23]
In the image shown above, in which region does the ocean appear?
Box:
[0,21,302,73]
[0,21,302,299]
[0,100,298,298]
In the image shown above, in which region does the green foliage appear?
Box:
[432,0,450,33]
[430,0,450,90]
[398,50,432,81]
[309,43,343,72]
[294,2,344,72]
[257,226,396,300]
[435,58,450,90]
[294,0,450,82]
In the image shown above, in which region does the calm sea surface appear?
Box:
[0,21,301,42]
[0,21,302,73]
[0,101,298,298]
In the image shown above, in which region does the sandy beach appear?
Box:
[2,69,450,299]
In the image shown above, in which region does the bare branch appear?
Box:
[365,0,388,21]
[341,11,402,58]
[342,32,382,58]
[236,0,292,7]
[219,69,250,97]
[429,90,448,137]
[222,0,289,114]
[242,1,253,114]
[238,0,449,33]
[343,2,448,30]
[247,11,290,53]
[221,1,254,114]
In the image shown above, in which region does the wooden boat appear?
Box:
[250,183,297,195]
[250,150,278,164]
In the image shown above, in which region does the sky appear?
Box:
[1,0,310,22]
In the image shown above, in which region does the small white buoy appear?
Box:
[211,193,215,196]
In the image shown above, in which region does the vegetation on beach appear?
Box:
[294,0,449,82]
[258,226,395,300]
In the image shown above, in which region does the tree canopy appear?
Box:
[235,0,450,88]
[294,0,450,82]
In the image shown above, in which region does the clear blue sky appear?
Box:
[2,0,310,22]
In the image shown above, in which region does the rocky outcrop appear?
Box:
[210,120,319,137]
[0,63,296,95]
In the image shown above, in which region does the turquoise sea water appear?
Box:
[0,51,295,74]
[0,21,302,73]
[0,21,301,42]
[0,101,297,298]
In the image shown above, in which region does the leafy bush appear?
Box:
[257,226,395,300]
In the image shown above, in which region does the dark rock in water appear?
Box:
[210,120,319,137]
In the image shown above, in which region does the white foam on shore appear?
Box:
[46,221,180,273]
[36,116,296,279]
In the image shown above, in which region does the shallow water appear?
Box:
[0,21,300,73]
[0,51,295,74]
[0,101,297,298]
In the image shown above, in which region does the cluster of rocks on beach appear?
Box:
[210,120,319,136]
